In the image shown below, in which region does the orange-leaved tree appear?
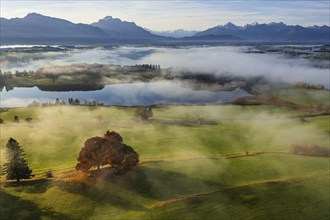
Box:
[76,131,139,174]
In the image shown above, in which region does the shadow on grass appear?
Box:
[55,179,148,212]
[1,165,222,216]
[104,166,221,200]
[3,179,52,194]
[149,175,330,220]
[0,190,74,220]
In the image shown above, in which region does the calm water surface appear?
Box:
[0,81,250,107]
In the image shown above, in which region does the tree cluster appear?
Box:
[294,82,325,90]
[27,98,103,107]
[68,98,80,105]
[76,131,139,174]
[122,64,161,72]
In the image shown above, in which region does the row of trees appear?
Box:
[0,70,35,77]
[0,63,161,79]
[121,64,161,72]
[294,82,325,90]
[28,98,102,107]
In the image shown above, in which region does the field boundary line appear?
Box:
[151,170,329,209]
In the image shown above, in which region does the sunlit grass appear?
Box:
[0,105,329,219]
[271,88,330,107]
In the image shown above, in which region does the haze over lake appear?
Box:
[2,45,329,86]
[1,45,329,107]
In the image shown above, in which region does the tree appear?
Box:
[28,100,40,107]
[55,98,61,105]
[76,137,108,171]
[25,118,33,123]
[13,115,19,123]
[3,138,32,182]
[135,107,153,120]
[45,169,54,178]
[76,131,139,174]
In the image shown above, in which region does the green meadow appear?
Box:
[0,103,329,219]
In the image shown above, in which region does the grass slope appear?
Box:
[0,105,329,219]
[271,88,330,107]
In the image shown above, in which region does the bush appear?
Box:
[45,170,54,178]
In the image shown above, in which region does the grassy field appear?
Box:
[0,104,329,219]
[271,88,330,107]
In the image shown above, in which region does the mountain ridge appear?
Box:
[91,16,161,39]
[1,13,329,45]
[195,22,330,41]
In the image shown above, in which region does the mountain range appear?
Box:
[1,13,329,45]
[195,22,330,42]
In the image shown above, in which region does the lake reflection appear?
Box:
[0,81,250,107]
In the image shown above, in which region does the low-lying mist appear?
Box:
[0,105,328,171]
[1,46,329,87]
[138,46,329,87]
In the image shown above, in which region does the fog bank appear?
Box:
[1,46,329,87]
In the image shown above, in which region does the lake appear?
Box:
[0,81,250,107]
[1,45,328,107]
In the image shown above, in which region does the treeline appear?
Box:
[0,63,161,78]
[122,64,161,71]
[294,82,326,90]
[27,98,103,107]
[0,69,35,78]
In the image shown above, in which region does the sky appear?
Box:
[0,0,329,31]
